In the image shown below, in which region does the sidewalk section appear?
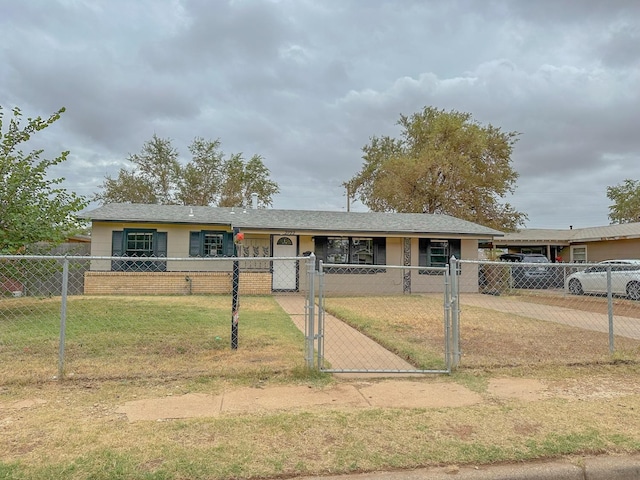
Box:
[295,454,640,480]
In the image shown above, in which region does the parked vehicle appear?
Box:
[565,259,640,300]
[498,253,555,289]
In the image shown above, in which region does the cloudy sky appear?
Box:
[2,0,639,229]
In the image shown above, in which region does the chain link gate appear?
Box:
[304,259,459,375]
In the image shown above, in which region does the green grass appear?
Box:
[0,295,308,384]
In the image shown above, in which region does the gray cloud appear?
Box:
[1,0,639,228]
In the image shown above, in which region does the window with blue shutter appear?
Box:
[189,231,234,257]
[419,239,461,274]
[110,229,167,272]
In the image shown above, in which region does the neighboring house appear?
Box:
[34,234,91,255]
[0,235,91,297]
[80,203,503,295]
[492,222,640,263]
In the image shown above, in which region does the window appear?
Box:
[111,229,167,272]
[203,233,224,256]
[126,231,154,257]
[326,238,349,264]
[352,238,374,265]
[276,237,293,246]
[314,237,385,273]
[189,231,234,257]
[571,246,587,263]
[419,239,461,274]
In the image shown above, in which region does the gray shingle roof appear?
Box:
[499,222,640,244]
[81,203,503,238]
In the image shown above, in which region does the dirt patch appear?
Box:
[0,398,47,410]
[548,375,640,400]
[487,378,547,401]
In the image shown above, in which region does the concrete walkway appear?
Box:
[274,295,426,376]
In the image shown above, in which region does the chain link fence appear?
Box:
[3,254,639,385]
[456,259,640,368]
[0,254,311,386]
[315,263,454,374]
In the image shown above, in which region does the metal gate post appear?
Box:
[449,256,461,368]
[305,254,316,369]
[444,266,451,372]
[317,260,325,370]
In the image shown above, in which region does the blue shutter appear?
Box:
[189,232,201,257]
[111,231,124,271]
[373,237,386,265]
[223,232,235,257]
[155,232,167,257]
[314,237,327,269]
[418,238,429,267]
[111,231,123,255]
[450,239,461,260]
[153,232,167,272]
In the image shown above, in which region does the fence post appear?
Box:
[58,257,69,380]
[449,256,460,369]
[444,264,451,372]
[305,254,316,369]
[231,229,241,350]
[607,265,614,354]
[317,260,325,370]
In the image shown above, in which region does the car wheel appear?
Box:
[626,281,640,301]
[568,278,583,295]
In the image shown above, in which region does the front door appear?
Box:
[272,236,297,290]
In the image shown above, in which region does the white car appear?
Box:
[565,259,640,300]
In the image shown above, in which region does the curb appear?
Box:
[295,455,640,480]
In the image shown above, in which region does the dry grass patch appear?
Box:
[324,294,640,369]
[515,290,640,319]
[3,294,640,479]
[459,304,640,368]
[2,368,640,479]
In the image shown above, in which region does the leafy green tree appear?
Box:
[131,134,181,204]
[95,168,157,204]
[345,106,527,231]
[219,154,280,208]
[176,137,224,206]
[0,106,88,253]
[95,136,279,208]
[218,153,246,207]
[607,179,640,224]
